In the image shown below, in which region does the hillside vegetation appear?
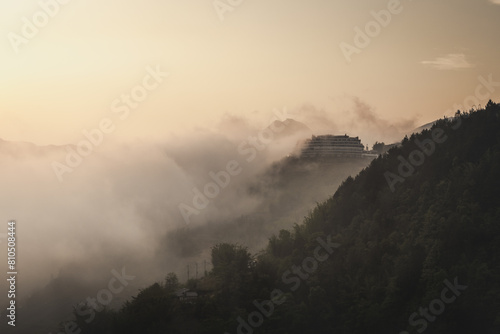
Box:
[70,101,500,334]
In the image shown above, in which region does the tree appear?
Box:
[211,243,253,310]
[211,243,252,275]
[373,141,385,154]
[164,272,179,293]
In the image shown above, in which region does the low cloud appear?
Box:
[421,53,475,71]
[294,98,418,148]
[0,102,417,332]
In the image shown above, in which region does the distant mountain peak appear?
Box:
[268,118,313,138]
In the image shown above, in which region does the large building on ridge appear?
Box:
[301,134,365,158]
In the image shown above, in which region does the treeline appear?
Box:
[67,101,500,333]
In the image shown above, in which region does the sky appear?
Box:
[1,0,499,146]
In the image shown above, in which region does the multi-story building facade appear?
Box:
[301,135,365,158]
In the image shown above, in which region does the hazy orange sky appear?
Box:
[1,0,499,145]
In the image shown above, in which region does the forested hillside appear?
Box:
[70,101,500,334]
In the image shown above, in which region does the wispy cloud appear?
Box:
[421,53,475,70]
[489,0,500,5]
